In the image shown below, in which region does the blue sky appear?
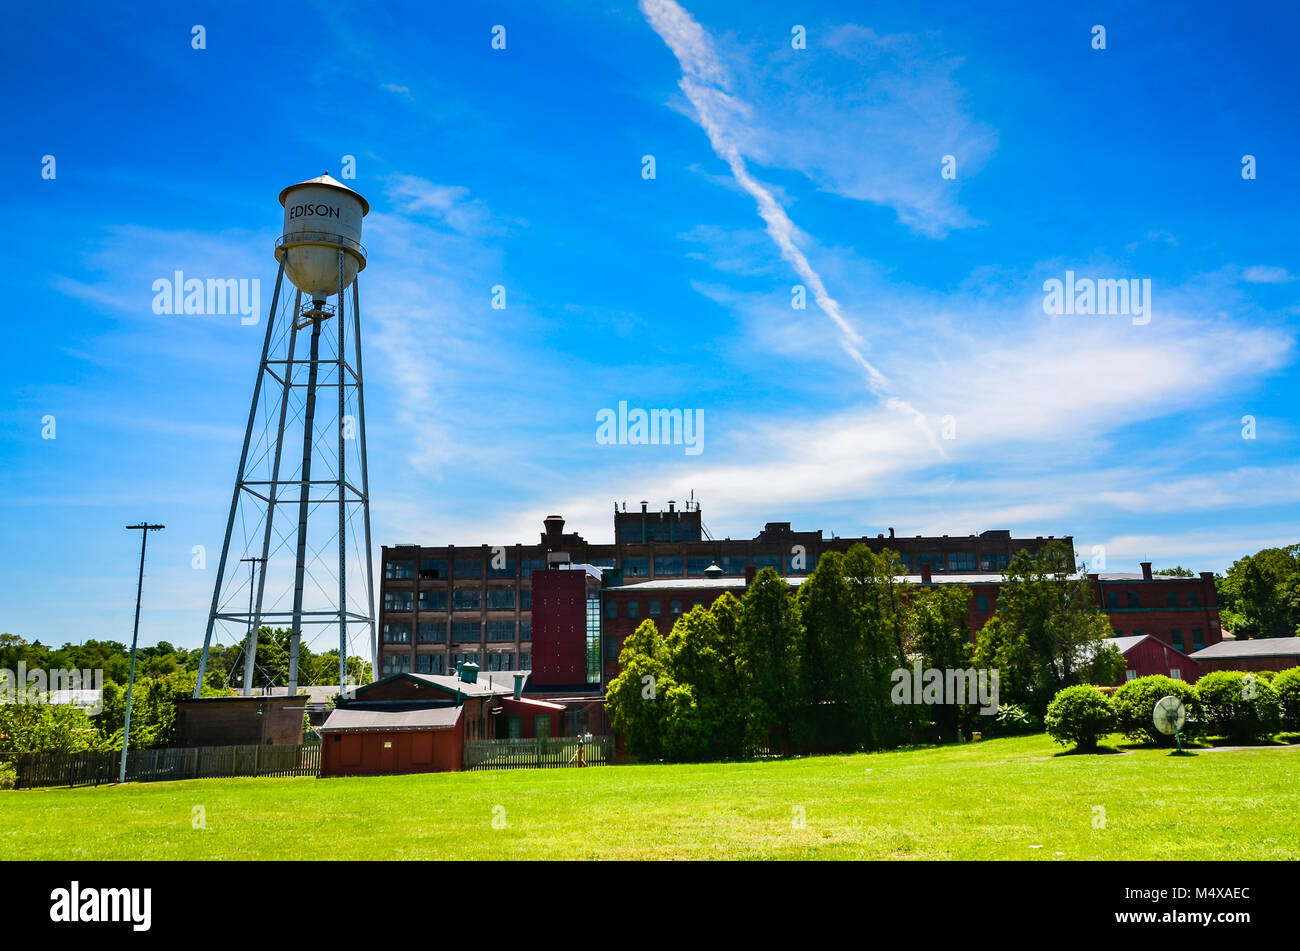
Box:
[2,0,1297,650]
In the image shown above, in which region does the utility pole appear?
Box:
[121,522,164,784]
[239,556,266,696]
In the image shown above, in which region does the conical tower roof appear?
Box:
[278,172,369,215]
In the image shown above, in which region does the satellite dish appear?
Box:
[1153,695,1186,736]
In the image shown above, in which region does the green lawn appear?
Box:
[3,734,1297,860]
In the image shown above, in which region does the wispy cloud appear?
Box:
[639,0,946,457]
[1243,264,1294,284]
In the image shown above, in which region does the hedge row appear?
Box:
[1045,667,1300,751]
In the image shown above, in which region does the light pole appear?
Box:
[120,522,164,783]
[239,556,266,696]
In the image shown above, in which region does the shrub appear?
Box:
[1195,670,1282,742]
[0,761,15,790]
[1112,675,1200,745]
[985,703,1038,737]
[1045,685,1116,752]
[1270,667,1300,731]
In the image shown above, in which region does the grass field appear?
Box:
[2,734,1297,860]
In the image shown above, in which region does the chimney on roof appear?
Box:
[513,672,524,700]
[888,527,895,538]
[704,562,723,578]
[1140,562,1153,581]
[920,563,933,584]
[543,515,565,547]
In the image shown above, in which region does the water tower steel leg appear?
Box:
[195,258,286,698]
[288,313,324,694]
[244,288,301,696]
[336,250,349,692]
[352,277,377,680]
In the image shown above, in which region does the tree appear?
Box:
[1153,566,1194,577]
[736,568,802,753]
[911,584,974,742]
[662,597,746,760]
[605,619,674,760]
[1216,545,1300,638]
[1044,685,1116,752]
[995,542,1118,711]
[972,615,1040,710]
[0,685,99,754]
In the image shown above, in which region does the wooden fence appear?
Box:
[5,743,321,789]
[464,735,614,771]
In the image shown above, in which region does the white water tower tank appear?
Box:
[275,173,369,301]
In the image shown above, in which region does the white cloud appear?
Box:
[1242,265,1294,284]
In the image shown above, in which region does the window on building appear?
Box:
[754,555,781,572]
[521,557,546,575]
[485,589,515,611]
[520,588,533,610]
[454,558,482,579]
[1170,629,1184,651]
[787,552,817,574]
[1170,668,1183,680]
[976,594,989,613]
[1125,670,1137,682]
[692,600,704,609]
[647,522,672,542]
[1187,590,1200,607]
[948,552,976,571]
[649,600,661,617]
[1192,628,1205,651]
[452,589,481,611]
[414,654,446,675]
[918,553,944,573]
[654,556,683,576]
[720,556,748,575]
[418,590,447,612]
[506,716,522,739]
[381,653,410,676]
[605,600,618,619]
[385,560,414,580]
[671,600,684,615]
[488,556,517,579]
[486,620,515,642]
[627,601,640,619]
[622,556,650,577]
[1106,592,1119,609]
[1133,627,1144,637]
[451,621,479,643]
[617,521,644,542]
[535,714,551,739]
[586,597,601,684]
[979,553,1009,571]
[452,652,480,668]
[417,622,445,644]
[687,556,714,576]
[519,621,532,641]
[563,708,590,735]
[605,635,621,661]
[484,652,515,671]
[419,558,447,580]
[383,591,413,612]
[675,522,701,542]
[1166,591,1179,608]
[1127,591,1140,609]
[520,652,531,669]
[382,623,411,644]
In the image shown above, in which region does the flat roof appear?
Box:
[605,571,1207,592]
[320,704,462,732]
[1189,638,1300,659]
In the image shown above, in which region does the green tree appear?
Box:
[911,584,975,742]
[605,619,674,760]
[1216,545,1300,638]
[736,568,802,754]
[972,615,1040,710]
[1044,685,1116,752]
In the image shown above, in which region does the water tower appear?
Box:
[194,173,376,698]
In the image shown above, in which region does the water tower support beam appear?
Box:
[287,312,325,694]
[243,288,302,695]
[336,249,349,693]
[195,258,286,697]
[353,277,377,683]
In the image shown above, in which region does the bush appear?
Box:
[1112,675,1200,745]
[1195,670,1282,742]
[0,761,15,790]
[984,703,1038,738]
[1045,685,1116,751]
[1269,667,1300,731]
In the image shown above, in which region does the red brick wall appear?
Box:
[530,569,589,686]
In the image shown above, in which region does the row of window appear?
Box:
[383,589,534,612]
[1105,590,1203,609]
[381,651,533,676]
[606,599,705,620]
[382,620,533,644]
[1111,628,1206,652]
[386,558,550,581]
[616,521,703,543]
